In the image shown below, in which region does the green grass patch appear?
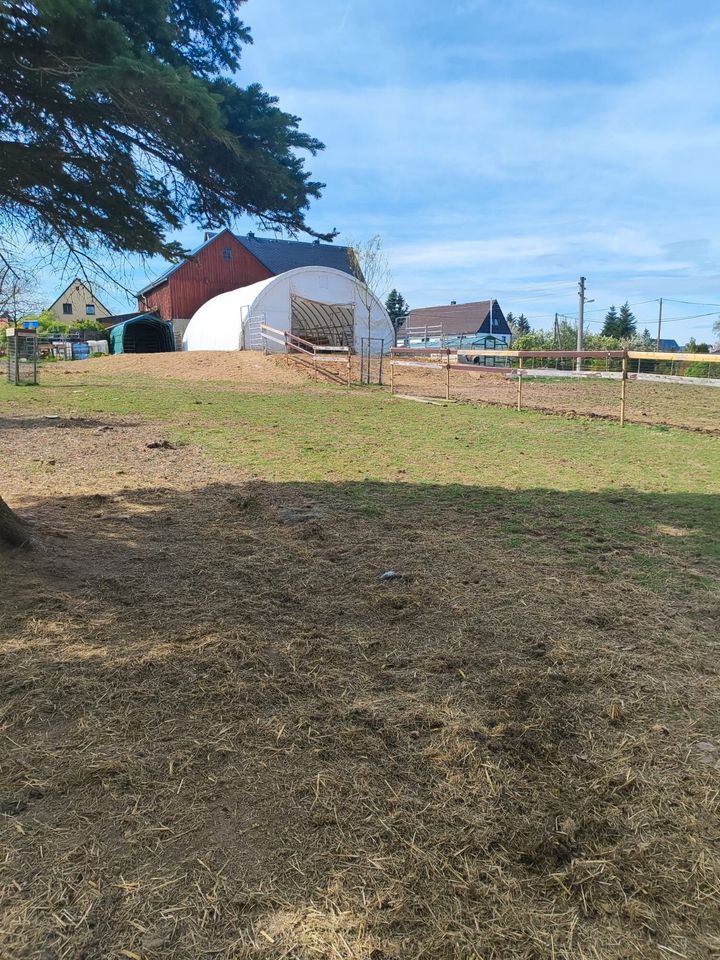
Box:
[2,374,718,590]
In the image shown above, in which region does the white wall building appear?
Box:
[182,266,393,354]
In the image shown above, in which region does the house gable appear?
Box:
[406,300,511,338]
[48,278,111,322]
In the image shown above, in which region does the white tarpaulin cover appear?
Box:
[182,266,393,353]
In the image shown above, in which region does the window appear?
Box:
[222,247,232,260]
[62,303,73,315]
[85,304,96,316]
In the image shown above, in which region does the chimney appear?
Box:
[247,231,255,240]
[313,239,320,245]
[450,300,457,305]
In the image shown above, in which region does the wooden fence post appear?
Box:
[445,350,451,401]
[347,352,352,388]
[517,357,524,411]
[620,351,628,426]
[390,355,394,395]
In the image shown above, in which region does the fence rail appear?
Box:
[389,346,720,425]
[260,323,352,386]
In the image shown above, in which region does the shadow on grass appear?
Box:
[1,480,719,958]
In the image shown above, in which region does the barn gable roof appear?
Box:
[238,234,355,277]
[406,300,511,337]
[138,230,355,297]
[137,229,243,296]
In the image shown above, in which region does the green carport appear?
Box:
[109,314,175,354]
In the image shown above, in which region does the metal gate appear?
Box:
[359,337,385,385]
[243,312,265,350]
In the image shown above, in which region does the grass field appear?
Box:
[1,354,719,959]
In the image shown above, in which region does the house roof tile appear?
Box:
[405,300,511,337]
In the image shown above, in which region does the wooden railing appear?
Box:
[260,324,352,386]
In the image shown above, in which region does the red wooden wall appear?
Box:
[138,232,273,321]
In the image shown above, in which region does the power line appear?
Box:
[583,298,659,315]
[663,298,720,308]
[584,310,718,326]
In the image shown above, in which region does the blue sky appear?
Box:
[75,1,720,342]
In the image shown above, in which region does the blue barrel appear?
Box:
[72,342,90,360]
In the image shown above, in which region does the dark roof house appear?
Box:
[405,300,511,338]
[138,229,356,323]
[657,338,680,352]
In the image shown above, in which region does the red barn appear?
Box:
[137,229,356,330]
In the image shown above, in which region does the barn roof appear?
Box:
[238,234,355,277]
[137,229,238,296]
[138,229,355,297]
[405,300,511,337]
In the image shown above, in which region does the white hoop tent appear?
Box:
[182,266,394,353]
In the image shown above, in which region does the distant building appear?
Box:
[137,229,357,337]
[657,338,680,352]
[399,300,512,363]
[47,278,111,324]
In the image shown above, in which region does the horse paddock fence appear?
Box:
[389,347,720,432]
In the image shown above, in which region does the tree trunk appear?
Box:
[0,496,31,548]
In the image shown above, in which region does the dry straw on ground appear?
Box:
[1,359,719,959]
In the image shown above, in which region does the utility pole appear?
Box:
[554,312,559,348]
[576,277,586,371]
[655,297,663,352]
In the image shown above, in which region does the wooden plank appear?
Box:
[450,364,516,375]
[261,333,286,348]
[628,350,720,363]
[509,369,623,380]
[390,360,445,369]
[390,348,450,358]
[311,356,352,363]
[453,349,519,358]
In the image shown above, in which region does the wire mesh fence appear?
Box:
[6,331,40,386]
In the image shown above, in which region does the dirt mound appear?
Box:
[45,350,308,385]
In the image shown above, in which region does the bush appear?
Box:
[682,362,714,378]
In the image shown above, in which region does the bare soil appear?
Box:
[391,364,720,433]
[1,357,719,959]
[44,351,309,386]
